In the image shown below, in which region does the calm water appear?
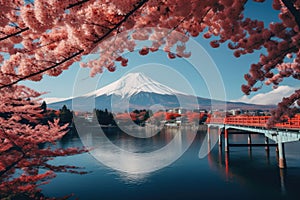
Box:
[41,127,300,200]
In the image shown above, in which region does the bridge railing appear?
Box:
[207,114,300,129]
[208,117,226,124]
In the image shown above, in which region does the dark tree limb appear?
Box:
[281,0,300,29]
[0,27,29,42]
[0,50,84,89]
[66,0,90,9]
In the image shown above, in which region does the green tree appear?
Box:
[59,105,73,125]
[95,109,115,125]
[40,101,47,113]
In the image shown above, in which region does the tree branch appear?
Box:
[0,27,29,42]
[281,0,300,29]
[0,154,25,177]
[0,0,149,89]
[66,0,90,9]
[0,0,91,42]
[93,0,149,44]
[0,126,24,154]
[0,50,84,89]
[0,126,26,177]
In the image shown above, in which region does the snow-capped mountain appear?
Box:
[49,72,193,111]
[48,72,275,111]
[84,72,187,98]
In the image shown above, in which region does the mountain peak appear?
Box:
[118,72,153,85]
[85,72,187,98]
[123,72,145,78]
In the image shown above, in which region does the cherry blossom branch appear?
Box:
[0,27,29,42]
[0,154,25,177]
[0,0,91,42]
[93,0,149,44]
[0,126,26,177]
[0,126,24,154]
[281,0,300,28]
[66,0,90,9]
[0,50,84,89]
[0,0,149,89]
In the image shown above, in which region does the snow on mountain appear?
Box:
[43,97,72,104]
[84,72,188,98]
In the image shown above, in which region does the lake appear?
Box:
[41,126,300,200]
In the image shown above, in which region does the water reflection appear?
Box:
[265,148,270,165]
[111,170,151,185]
[77,126,196,179]
[205,131,297,199]
[45,128,300,200]
[199,126,219,159]
[279,169,286,195]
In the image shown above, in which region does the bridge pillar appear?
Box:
[207,126,210,143]
[218,128,222,146]
[248,133,252,145]
[247,134,252,154]
[265,137,269,152]
[225,129,229,152]
[277,138,286,169]
[248,134,252,145]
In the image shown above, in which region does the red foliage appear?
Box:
[115,110,149,123]
[107,63,116,72]
[168,52,176,59]
[121,58,128,67]
[165,112,181,120]
[184,111,208,123]
[139,47,149,56]
[152,111,166,119]
[0,85,87,199]
[114,113,132,121]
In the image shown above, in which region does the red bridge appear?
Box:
[207,114,300,130]
[206,114,300,169]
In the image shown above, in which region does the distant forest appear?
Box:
[39,101,152,127]
[39,102,208,130]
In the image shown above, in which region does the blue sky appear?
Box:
[23,1,300,105]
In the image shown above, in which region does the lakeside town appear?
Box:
[44,99,280,130]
